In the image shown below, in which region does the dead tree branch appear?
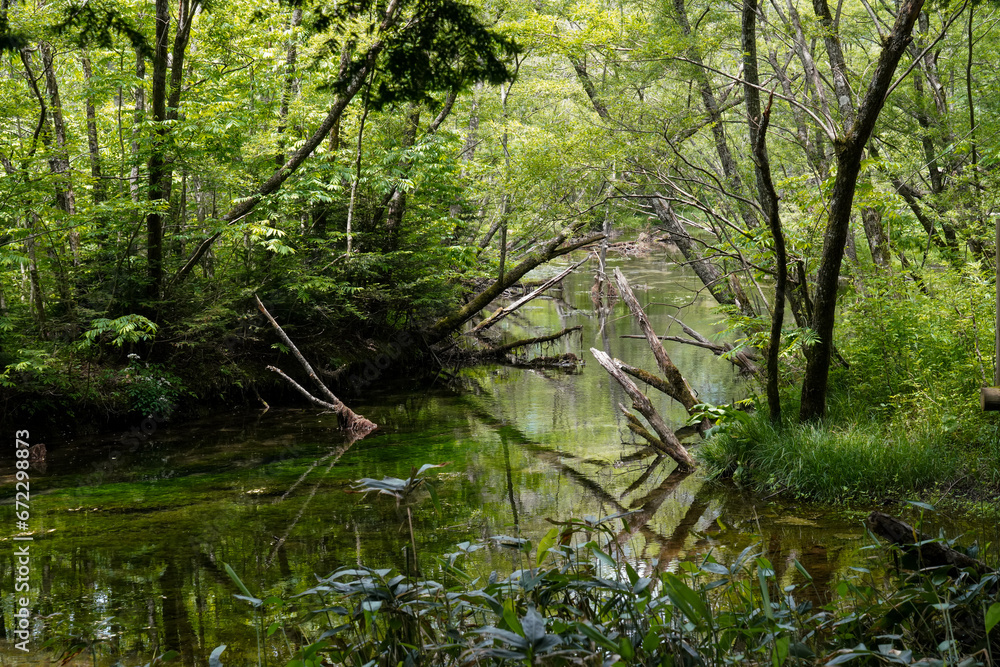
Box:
[613,268,700,411]
[471,257,587,334]
[591,347,696,470]
[255,295,377,435]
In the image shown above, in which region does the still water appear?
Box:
[0,254,979,665]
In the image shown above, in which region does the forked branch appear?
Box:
[255,295,377,435]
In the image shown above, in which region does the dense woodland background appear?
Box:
[2,0,1000,449]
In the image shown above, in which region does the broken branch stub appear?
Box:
[591,347,696,470]
[255,295,377,436]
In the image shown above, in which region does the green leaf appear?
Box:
[209,645,226,667]
[536,527,559,566]
[986,602,1000,633]
[223,562,254,598]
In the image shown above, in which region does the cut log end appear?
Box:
[982,387,1000,411]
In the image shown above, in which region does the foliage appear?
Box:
[218,513,1000,666]
[83,314,159,348]
[118,355,187,417]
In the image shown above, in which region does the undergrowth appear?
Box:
[206,511,1000,666]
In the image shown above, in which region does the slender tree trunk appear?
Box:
[145,0,171,300]
[673,0,757,229]
[130,47,147,204]
[275,8,303,165]
[81,54,106,204]
[39,43,79,266]
[799,0,925,421]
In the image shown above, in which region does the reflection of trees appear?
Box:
[467,402,712,564]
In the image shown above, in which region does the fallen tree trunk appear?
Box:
[480,325,582,358]
[620,363,676,401]
[613,268,701,412]
[867,511,992,577]
[591,347,696,470]
[621,403,666,450]
[255,295,377,436]
[471,257,588,334]
[426,227,604,346]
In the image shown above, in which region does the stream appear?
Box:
[1,254,993,665]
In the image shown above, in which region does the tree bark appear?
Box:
[275,7,303,166]
[613,267,700,412]
[753,96,787,424]
[80,54,106,204]
[39,43,79,266]
[145,0,171,300]
[800,0,925,421]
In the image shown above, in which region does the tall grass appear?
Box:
[698,408,959,502]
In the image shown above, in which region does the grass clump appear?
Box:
[698,407,959,502]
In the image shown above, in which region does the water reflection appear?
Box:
[0,255,958,665]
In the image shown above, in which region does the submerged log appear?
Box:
[486,325,582,357]
[867,511,993,577]
[255,295,377,436]
[510,352,582,369]
[591,347,696,470]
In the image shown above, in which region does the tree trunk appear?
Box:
[753,96,787,424]
[613,268,700,412]
[80,54,106,204]
[800,0,925,421]
[145,0,171,300]
[275,7,303,165]
[39,43,79,266]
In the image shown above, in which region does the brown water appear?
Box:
[0,254,988,665]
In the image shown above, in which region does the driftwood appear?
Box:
[255,295,377,436]
[471,258,588,334]
[591,347,696,470]
[867,511,993,577]
[613,268,700,411]
[620,363,676,401]
[621,403,666,450]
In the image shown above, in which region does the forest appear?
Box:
[5,0,1000,661]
